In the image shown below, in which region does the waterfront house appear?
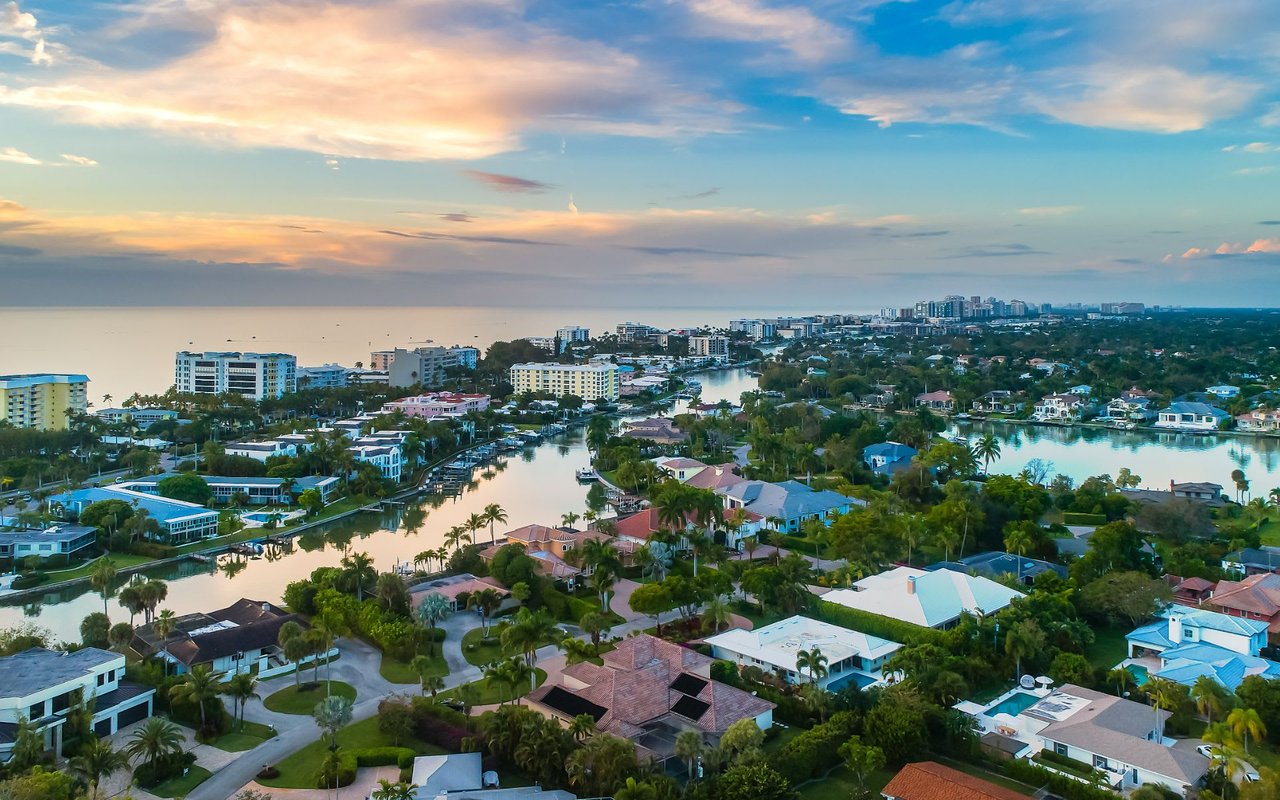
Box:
[1206,385,1241,399]
[971,390,1025,415]
[0,524,97,564]
[1154,402,1229,432]
[480,524,635,582]
[381,392,490,419]
[95,407,179,428]
[683,464,747,492]
[705,615,901,691]
[862,442,918,477]
[1236,407,1280,433]
[914,390,955,413]
[822,566,1023,629]
[409,574,511,613]
[526,634,774,764]
[1209,573,1280,640]
[119,473,338,505]
[1032,393,1088,422]
[882,761,1026,800]
[716,479,862,533]
[621,417,688,444]
[925,551,1067,587]
[131,598,326,677]
[0,647,155,761]
[860,384,896,408]
[652,457,710,482]
[224,439,298,463]
[49,486,219,543]
[409,752,578,800]
[1068,384,1093,396]
[1103,388,1158,422]
[347,442,402,482]
[1126,607,1280,690]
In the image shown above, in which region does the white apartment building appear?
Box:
[557,326,591,348]
[509,363,621,402]
[95,407,179,428]
[174,352,297,400]
[688,335,731,362]
[297,363,349,389]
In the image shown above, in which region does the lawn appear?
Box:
[259,716,446,790]
[46,552,154,581]
[440,668,547,706]
[381,651,448,685]
[1084,624,1129,670]
[150,765,213,798]
[795,764,895,800]
[212,720,276,752]
[263,681,356,715]
[461,626,560,667]
[1259,517,1280,547]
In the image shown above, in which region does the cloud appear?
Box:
[1223,142,1279,153]
[0,1,53,64]
[379,229,565,247]
[616,244,790,259]
[0,241,40,256]
[438,213,475,223]
[462,170,553,194]
[0,146,40,165]
[60,153,97,166]
[0,198,24,212]
[675,187,721,200]
[567,195,579,215]
[1181,238,1280,258]
[324,158,340,171]
[1019,205,1081,217]
[0,1,736,161]
[944,243,1048,258]
[1235,166,1277,176]
[676,0,849,63]
[1260,220,1280,226]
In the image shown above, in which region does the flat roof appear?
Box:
[704,614,902,672]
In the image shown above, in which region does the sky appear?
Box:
[1,0,1279,309]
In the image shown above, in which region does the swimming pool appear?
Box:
[1127,664,1150,686]
[984,691,1040,717]
[241,512,282,523]
[825,672,878,692]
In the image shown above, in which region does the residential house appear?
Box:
[1222,546,1280,576]
[1032,394,1088,422]
[653,457,709,482]
[705,615,901,691]
[409,753,577,800]
[1155,402,1229,432]
[1209,573,1280,640]
[971,391,1025,415]
[1068,384,1093,396]
[480,524,635,583]
[859,385,896,409]
[49,486,219,543]
[224,439,298,462]
[914,390,955,413]
[621,418,688,444]
[822,566,1024,629]
[683,465,747,492]
[1168,576,1215,607]
[1126,607,1280,690]
[0,647,155,761]
[409,574,510,613]
[0,524,97,564]
[120,474,338,505]
[925,551,1067,587]
[862,442,918,477]
[1103,389,1158,422]
[717,480,862,534]
[131,598,328,677]
[381,392,490,419]
[881,761,1027,800]
[526,634,774,763]
[1206,385,1241,399]
[1236,408,1280,433]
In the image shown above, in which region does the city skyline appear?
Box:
[1,0,1279,307]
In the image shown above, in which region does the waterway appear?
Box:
[7,366,1280,640]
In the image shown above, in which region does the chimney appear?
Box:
[1168,614,1181,644]
[1169,479,1175,495]
[907,576,916,595]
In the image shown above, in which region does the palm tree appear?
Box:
[372,779,419,800]
[701,595,731,634]
[169,665,224,730]
[1004,619,1044,680]
[796,647,829,685]
[614,777,657,800]
[1146,677,1186,739]
[674,729,704,779]
[125,717,183,776]
[340,551,377,601]
[568,713,597,741]
[70,738,129,800]
[972,433,1001,474]
[1107,667,1136,697]
[1227,706,1266,754]
[561,512,581,529]
[468,588,505,636]
[89,558,118,618]
[466,512,487,546]
[1190,676,1232,726]
[483,503,508,545]
[153,609,177,676]
[502,608,559,688]
[313,694,354,750]
[108,622,133,654]
[1003,524,1036,582]
[416,592,450,657]
[222,672,259,731]
[117,581,145,627]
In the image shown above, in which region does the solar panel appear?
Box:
[541,687,607,721]
[670,673,708,696]
[671,695,710,721]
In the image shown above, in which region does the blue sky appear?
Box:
[1,0,1278,307]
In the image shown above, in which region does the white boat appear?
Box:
[576,468,598,482]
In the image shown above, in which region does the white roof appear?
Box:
[704,615,901,671]
[823,566,1023,628]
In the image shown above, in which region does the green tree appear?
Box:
[675,729,703,779]
[69,738,129,800]
[88,558,117,618]
[157,473,213,505]
[614,778,657,800]
[717,762,797,800]
[416,593,450,658]
[483,503,508,546]
[125,717,183,776]
[720,718,765,763]
[1191,675,1233,727]
[1079,571,1172,626]
[313,694,354,750]
[1004,619,1046,680]
[298,488,324,516]
[169,665,224,730]
[222,672,260,731]
[838,736,886,800]
[972,433,1001,474]
[7,715,46,772]
[80,612,110,649]
[1228,707,1267,754]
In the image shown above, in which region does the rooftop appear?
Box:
[0,647,120,698]
[823,566,1023,628]
[704,615,902,673]
[882,761,1027,800]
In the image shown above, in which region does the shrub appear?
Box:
[135,752,197,788]
[1062,512,1107,526]
[314,751,357,789]
[814,600,949,648]
[769,711,861,784]
[409,696,473,751]
[128,542,178,559]
[710,660,740,686]
[12,572,47,590]
[257,766,280,780]
[1002,758,1116,800]
[353,747,416,768]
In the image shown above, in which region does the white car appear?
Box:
[1197,746,1261,783]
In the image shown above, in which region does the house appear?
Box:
[611,507,760,551]
[1209,573,1280,640]
[224,439,298,463]
[862,442,918,477]
[1236,408,1280,433]
[480,525,635,583]
[526,634,774,763]
[1126,607,1280,690]
[48,486,220,543]
[717,480,862,534]
[1222,546,1280,576]
[684,464,747,492]
[860,385,896,408]
[0,524,97,564]
[1171,480,1224,502]
[1032,394,1087,422]
[1028,685,1208,792]
[1068,384,1093,396]
[882,761,1026,800]
[409,574,511,613]
[914,390,955,413]
[409,752,577,800]
[1168,576,1215,607]
[971,391,1024,415]
[705,615,901,691]
[925,551,1067,587]
[822,566,1024,629]
[119,473,338,505]
[1103,389,1157,422]
[621,418,688,444]
[1206,385,1240,399]
[1155,402,1229,432]
[0,647,155,761]
[653,457,709,482]
[131,598,328,677]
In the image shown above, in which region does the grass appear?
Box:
[380,651,448,685]
[150,765,213,798]
[1084,624,1130,670]
[440,668,547,706]
[795,764,895,800]
[460,626,560,667]
[211,720,276,752]
[174,496,369,554]
[259,716,446,790]
[1258,516,1280,547]
[263,681,356,715]
[46,552,153,581]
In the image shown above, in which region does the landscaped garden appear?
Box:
[263,681,356,715]
[211,720,276,752]
[257,716,446,790]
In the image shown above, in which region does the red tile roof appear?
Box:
[881,762,1027,800]
[1212,573,1280,619]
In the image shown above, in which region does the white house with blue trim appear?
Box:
[822,566,1024,629]
[705,615,902,691]
[1126,607,1280,690]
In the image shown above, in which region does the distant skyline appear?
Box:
[1,0,1279,307]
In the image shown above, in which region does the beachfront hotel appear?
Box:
[509,362,621,402]
[0,373,89,430]
[174,351,297,400]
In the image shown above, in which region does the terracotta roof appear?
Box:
[410,575,508,604]
[685,465,747,491]
[613,508,666,541]
[1212,573,1280,618]
[882,762,1027,800]
[1176,577,1215,593]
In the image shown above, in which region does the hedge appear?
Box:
[410,696,473,752]
[314,752,357,789]
[353,747,416,769]
[1001,757,1119,800]
[813,600,949,647]
[135,753,198,788]
[769,711,861,785]
[1062,512,1107,526]
[12,572,48,590]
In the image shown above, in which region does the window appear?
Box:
[1054,742,1068,756]
[29,701,43,719]
[1093,755,1108,770]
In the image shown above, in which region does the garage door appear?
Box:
[114,703,150,730]
[94,718,112,737]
